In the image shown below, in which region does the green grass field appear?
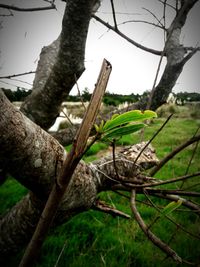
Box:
[1,105,200,267]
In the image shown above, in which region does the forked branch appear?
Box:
[130,190,182,263]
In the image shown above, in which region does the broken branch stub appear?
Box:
[19,58,112,267]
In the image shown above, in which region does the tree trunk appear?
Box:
[20,0,100,130]
[149,0,199,110]
[0,90,158,256]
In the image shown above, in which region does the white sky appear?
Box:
[0,0,200,95]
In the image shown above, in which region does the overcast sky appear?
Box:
[0,0,200,95]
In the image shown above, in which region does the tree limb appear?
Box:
[0,71,36,79]
[130,190,182,263]
[20,0,100,130]
[92,14,162,56]
[0,3,56,12]
[93,199,130,219]
[150,134,200,176]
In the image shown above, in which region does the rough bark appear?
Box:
[20,0,100,130]
[148,0,199,110]
[0,90,158,256]
[0,90,66,199]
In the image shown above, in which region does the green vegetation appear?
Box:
[1,105,200,267]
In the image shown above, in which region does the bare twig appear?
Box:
[180,126,200,188]
[118,19,166,31]
[130,190,182,263]
[142,7,165,28]
[151,193,200,215]
[4,78,33,87]
[93,199,130,219]
[74,74,87,112]
[92,14,162,56]
[111,140,120,180]
[162,0,167,41]
[158,0,177,11]
[145,188,200,197]
[133,114,173,165]
[143,190,200,240]
[150,134,200,176]
[60,107,74,126]
[0,80,29,91]
[0,71,36,79]
[110,0,118,30]
[0,3,56,12]
[127,172,200,188]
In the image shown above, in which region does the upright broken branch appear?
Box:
[19,59,112,267]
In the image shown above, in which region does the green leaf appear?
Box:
[101,123,145,141]
[160,199,183,217]
[103,110,157,132]
[94,120,104,134]
[94,124,99,132]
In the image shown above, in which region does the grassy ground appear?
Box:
[1,104,200,266]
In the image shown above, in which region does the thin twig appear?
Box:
[142,7,165,28]
[60,107,74,126]
[110,0,118,30]
[93,199,130,219]
[130,190,182,263]
[111,140,120,179]
[145,188,200,197]
[118,19,166,30]
[133,114,173,165]
[151,193,200,215]
[5,78,33,86]
[180,126,200,188]
[127,172,200,188]
[0,3,56,12]
[143,190,200,240]
[150,134,200,176]
[0,71,36,79]
[74,74,87,112]
[92,15,162,56]
[158,0,177,11]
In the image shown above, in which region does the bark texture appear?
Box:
[0,90,66,198]
[20,0,99,130]
[149,0,199,110]
[0,90,158,256]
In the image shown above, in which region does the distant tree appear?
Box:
[2,87,32,102]
[81,87,91,101]
[175,91,200,104]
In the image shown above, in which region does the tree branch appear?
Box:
[126,172,200,189]
[130,190,182,263]
[18,59,112,267]
[110,0,118,30]
[118,19,166,31]
[21,0,100,130]
[150,134,200,176]
[133,114,173,165]
[92,14,162,56]
[0,3,56,12]
[0,71,36,79]
[93,199,130,219]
